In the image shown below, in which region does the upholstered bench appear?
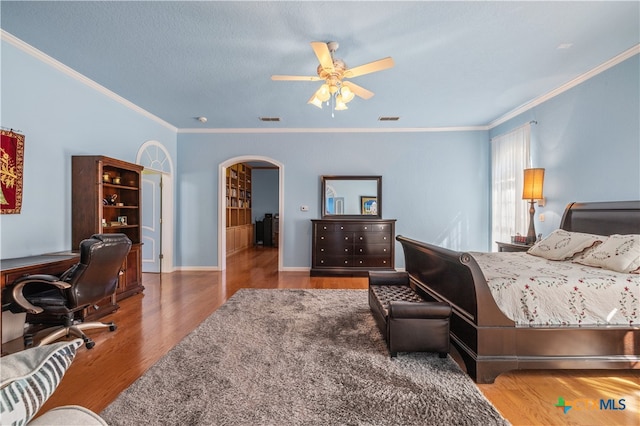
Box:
[368,271,451,358]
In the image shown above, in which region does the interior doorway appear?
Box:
[136,141,174,273]
[218,156,284,271]
[141,170,163,273]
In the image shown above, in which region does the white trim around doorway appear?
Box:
[218,156,284,271]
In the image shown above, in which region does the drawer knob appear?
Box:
[359,260,363,264]
[364,226,368,230]
[359,237,364,240]
[320,248,324,252]
[344,260,348,264]
[344,248,348,252]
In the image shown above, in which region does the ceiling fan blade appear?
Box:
[271,75,322,82]
[344,57,394,78]
[311,41,335,73]
[342,81,374,100]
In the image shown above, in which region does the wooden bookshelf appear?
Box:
[71,155,144,319]
[226,163,253,254]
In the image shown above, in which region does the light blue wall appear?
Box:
[176,131,490,269]
[490,54,640,237]
[2,35,637,270]
[251,169,279,221]
[0,40,178,259]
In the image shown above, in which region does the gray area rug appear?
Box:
[101,289,509,425]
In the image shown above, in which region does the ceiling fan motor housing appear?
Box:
[316,59,346,80]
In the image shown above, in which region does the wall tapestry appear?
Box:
[0,129,25,214]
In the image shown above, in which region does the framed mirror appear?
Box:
[321,175,382,219]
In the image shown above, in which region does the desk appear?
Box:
[1,251,119,326]
[1,252,80,290]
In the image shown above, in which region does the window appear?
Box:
[491,123,531,250]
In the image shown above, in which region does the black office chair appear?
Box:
[3,234,131,349]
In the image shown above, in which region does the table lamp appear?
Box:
[522,168,545,244]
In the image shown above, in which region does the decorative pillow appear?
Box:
[0,339,83,425]
[527,229,605,260]
[576,234,640,273]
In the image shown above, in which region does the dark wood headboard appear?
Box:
[559,201,640,235]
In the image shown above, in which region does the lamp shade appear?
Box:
[522,168,545,200]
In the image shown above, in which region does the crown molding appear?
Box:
[489,44,640,129]
[1,30,177,133]
[178,126,488,134]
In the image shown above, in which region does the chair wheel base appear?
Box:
[24,334,34,348]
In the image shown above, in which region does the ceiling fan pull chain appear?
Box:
[331,95,335,118]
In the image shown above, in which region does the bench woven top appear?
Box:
[370,285,425,312]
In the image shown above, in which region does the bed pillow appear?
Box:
[576,234,640,273]
[527,229,605,260]
[0,339,83,425]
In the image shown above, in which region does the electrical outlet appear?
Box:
[539,214,545,222]
[300,205,309,212]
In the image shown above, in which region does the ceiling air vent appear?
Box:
[259,117,281,122]
[378,116,400,121]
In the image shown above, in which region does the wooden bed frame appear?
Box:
[397,200,640,384]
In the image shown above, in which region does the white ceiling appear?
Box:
[2,1,638,130]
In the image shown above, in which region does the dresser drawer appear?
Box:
[316,256,353,267]
[317,244,353,255]
[352,256,392,268]
[316,233,354,244]
[315,223,337,232]
[369,223,392,232]
[353,244,391,256]
[353,233,392,244]
[334,223,373,232]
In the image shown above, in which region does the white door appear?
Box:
[142,171,162,273]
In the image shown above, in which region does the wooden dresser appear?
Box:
[311,219,396,276]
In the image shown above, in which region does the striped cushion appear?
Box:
[0,339,82,425]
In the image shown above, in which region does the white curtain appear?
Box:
[491,123,531,251]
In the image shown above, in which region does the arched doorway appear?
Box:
[136,141,175,273]
[218,156,284,271]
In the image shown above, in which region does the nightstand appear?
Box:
[496,241,532,252]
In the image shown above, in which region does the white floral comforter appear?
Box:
[470,252,639,326]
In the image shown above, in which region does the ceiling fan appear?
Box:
[271,41,394,113]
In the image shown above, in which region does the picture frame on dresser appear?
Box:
[360,196,377,215]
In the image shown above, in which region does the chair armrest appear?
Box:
[388,301,451,319]
[368,271,409,286]
[10,275,71,314]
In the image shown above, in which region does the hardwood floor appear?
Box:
[25,246,640,425]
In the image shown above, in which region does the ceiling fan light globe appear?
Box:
[308,95,323,109]
[340,86,355,103]
[329,84,339,95]
[316,84,331,102]
[335,101,348,111]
